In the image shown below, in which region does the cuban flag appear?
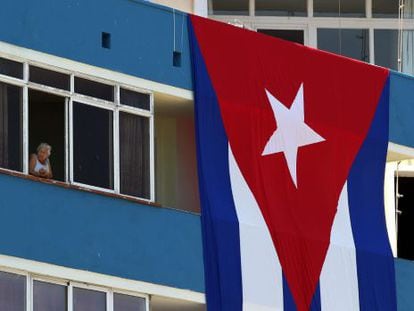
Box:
[189,15,396,311]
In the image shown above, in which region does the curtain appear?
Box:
[119,112,150,199]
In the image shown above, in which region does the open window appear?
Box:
[29,89,66,182]
[396,174,414,260]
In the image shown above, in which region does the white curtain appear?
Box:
[402,0,414,74]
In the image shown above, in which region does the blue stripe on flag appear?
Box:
[283,274,297,311]
[283,275,321,311]
[348,77,397,311]
[188,18,244,311]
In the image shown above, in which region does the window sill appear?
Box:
[0,168,161,208]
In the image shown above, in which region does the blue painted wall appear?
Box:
[0,173,204,292]
[395,258,414,311]
[389,71,414,148]
[0,0,192,90]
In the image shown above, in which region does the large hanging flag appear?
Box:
[189,15,396,311]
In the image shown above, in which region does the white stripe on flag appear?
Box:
[320,182,360,311]
[229,145,284,311]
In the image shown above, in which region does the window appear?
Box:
[114,293,146,311]
[29,90,66,181]
[0,269,149,311]
[0,54,154,201]
[208,0,249,15]
[314,0,365,17]
[317,28,370,62]
[0,57,23,79]
[0,82,22,172]
[255,0,306,16]
[30,66,70,91]
[73,102,114,190]
[372,0,399,18]
[258,29,304,44]
[33,280,67,311]
[120,88,151,110]
[73,287,107,311]
[74,77,114,101]
[0,271,26,311]
[375,30,398,70]
[120,112,150,199]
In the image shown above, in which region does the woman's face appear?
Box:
[38,148,50,162]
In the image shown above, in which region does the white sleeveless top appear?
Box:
[34,157,49,173]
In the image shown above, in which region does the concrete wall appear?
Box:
[0,0,192,90]
[155,110,200,213]
[0,173,204,292]
[151,0,194,13]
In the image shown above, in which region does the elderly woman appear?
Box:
[29,143,53,179]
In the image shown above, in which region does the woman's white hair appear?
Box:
[37,142,52,155]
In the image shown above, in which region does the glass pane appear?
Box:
[314,0,365,17]
[114,293,146,311]
[402,30,414,74]
[120,112,150,199]
[33,281,67,311]
[73,102,113,189]
[0,82,22,172]
[208,0,249,15]
[30,66,70,90]
[0,271,26,311]
[73,287,106,311]
[257,29,304,44]
[255,0,306,16]
[374,30,398,70]
[0,58,23,79]
[75,77,114,101]
[317,29,370,62]
[120,88,151,110]
[372,0,399,18]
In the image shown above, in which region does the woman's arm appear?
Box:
[45,161,53,179]
[29,154,40,177]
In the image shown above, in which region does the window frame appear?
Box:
[0,54,155,202]
[0,267,150,311]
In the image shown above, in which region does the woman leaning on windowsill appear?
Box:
[29,142,53,179]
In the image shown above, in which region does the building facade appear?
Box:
[0,0,413,310]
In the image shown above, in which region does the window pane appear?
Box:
[0,271,26,311]
[208,0,249,15]
[0,58,23,79]
[255,0,306,16]
[375,30,398,70]
[33,281,67,311]
[373,0,399,18]
[73,287,106,311]
[257,29,304,44]
[314,0,365,17]
[75,77,114,101]
[30,66,70,91]
[402,30,414,74]
[114,293,146,311]
[0,82,22,171]
[73,102,113,189]
[120,88,151,110]
[317,29,369,62]
[120,112,150,199]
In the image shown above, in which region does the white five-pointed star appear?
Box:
[262,83,325,188]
